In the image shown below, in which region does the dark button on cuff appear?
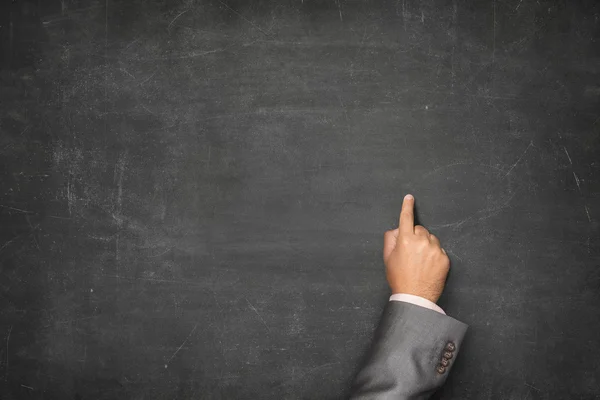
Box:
[445,342,456,352]
[440,358,450,367]
[443,351,453,359]
[436,364,446,374]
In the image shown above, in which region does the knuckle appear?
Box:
[441,256,450,268]
[416,238,429,248]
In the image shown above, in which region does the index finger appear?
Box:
[399,194,415,236]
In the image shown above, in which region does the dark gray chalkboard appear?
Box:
[1,0,599,399]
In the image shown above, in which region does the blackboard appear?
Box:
[1,0,599,398]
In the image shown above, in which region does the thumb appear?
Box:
[383,228,399,263]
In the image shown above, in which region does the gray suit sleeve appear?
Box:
[349,301,468,400]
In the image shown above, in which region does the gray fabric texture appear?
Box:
[349,301,468,400]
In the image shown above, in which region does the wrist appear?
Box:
[390,289,440,304]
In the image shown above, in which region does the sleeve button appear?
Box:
[440,358,450,367]
[443,351,453,359]
[436,364,446,374]
[445,342,456,352]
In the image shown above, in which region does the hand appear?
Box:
[383,194,450,303]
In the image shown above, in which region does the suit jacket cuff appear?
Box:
[350,301,468,399]
[389,293,446,315]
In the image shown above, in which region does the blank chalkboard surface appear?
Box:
[1,0,599,399]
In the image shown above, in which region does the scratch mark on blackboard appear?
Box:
[21,384,33,390]
[398,0,407,31]
[173,48,228,60]
[218,1,270,36]
[114,152,126,283]
[66,176,73,216]
[446,248,462,261]
[148,247,173,258]
[131,48,228,62]
[562,142,591,222]
[104,0,108,108]
[525,382,540,392]
[336,0,343,22]
[587,237,591,254]
[492,0,496,63]
[422,162,504,179]
[164,323,198,368]
[0,237,18,254]
[0,205,32,214]
[119,68,136,80]
[139,72,156,85]
[42,316,97,328]
[451,1,458,89]
[503,141,533,178]
[5,326,12,381]
[585,206,591,223]
[168,9,190,30]
[114,151,126,204]
[26,217,41,251]
[245,298,271,332]
[572,172,582,193]
[563,147,572,164]
[123,38,139,51]
[100,274,208,286]
[514,0,523,12]
[431,192,516,230]
[12,172,49,178]
[48,215,72,220]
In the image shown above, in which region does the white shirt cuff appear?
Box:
[389,293,446,315]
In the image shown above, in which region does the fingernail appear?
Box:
[404,194,414,200]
